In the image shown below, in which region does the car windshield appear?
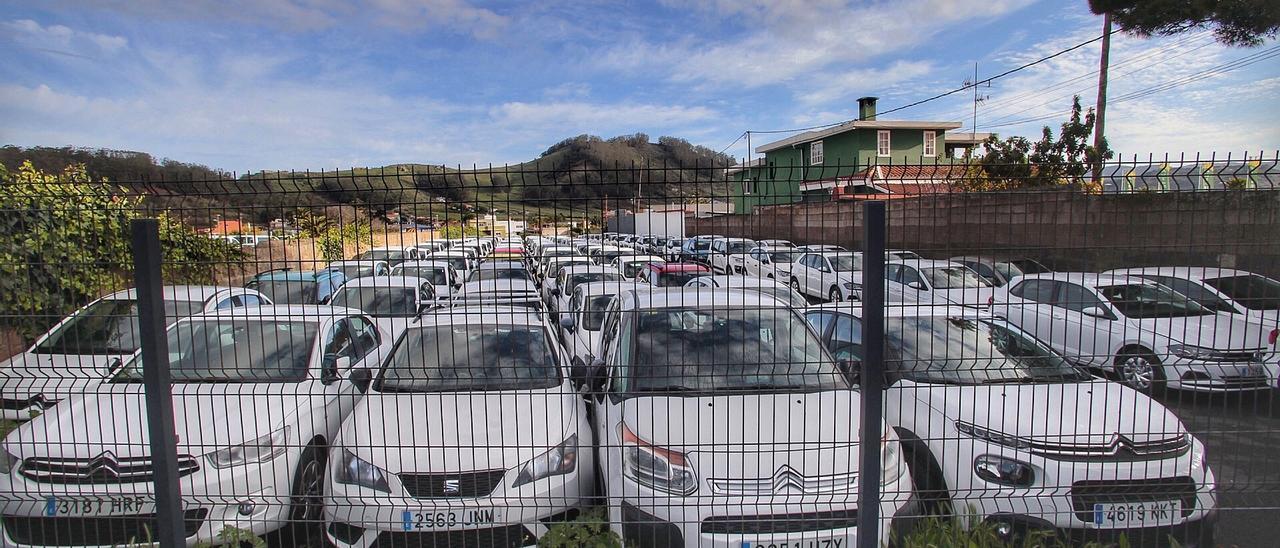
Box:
[434,257,468,271]
[330,287,418,317]
[396,266,449,285]
[727,241,755,253]
[1097,283,1213,319]
[1139,275,1240,313]
[581,295,616,331]
[769,251,803,263]
[1010,259,1051,275]
[549,261,591,279]
[1203,274,1280,311]
[692,241,711,251]
[358,250,406,263]
[657,271,704,287]
[625,306,845,393]
[115,319,317,382]
[470,268,528,282]
[747,286,809,308]
[992,261,1025,283]
[377,325,559,392]
[885,317,1085,384]
[621,261,651,278]
[35,299,203,355]
[330,265,376,279]
[566,272,624,294]
[829,255,860,271]
[890,251,922,260]
[923,267,991,289]
[250,279,318,305]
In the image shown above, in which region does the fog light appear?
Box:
[237,502,256,516]
[992,520,1014,540]
[974,455,1034,487]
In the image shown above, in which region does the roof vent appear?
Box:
[857,96,878,121]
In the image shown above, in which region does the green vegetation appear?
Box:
[539,507,621,547]
[1089,0,1278,47]
[959,96,1114,191]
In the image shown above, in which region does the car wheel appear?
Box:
[791,278,803,296]
[289,442,327,524]
[829,287,842,302]
[898,431,953,518]
[1115,350,1166,393]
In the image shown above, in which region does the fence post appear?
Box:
[130,219,186,547]
[857,201,886,548]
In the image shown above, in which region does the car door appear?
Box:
[744,249,762,277]
[1055,282,1117,368]
[802,255,824,296]
[1003,279,1070,356]
[313,317,368,436]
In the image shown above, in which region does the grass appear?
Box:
[0,419,16,439]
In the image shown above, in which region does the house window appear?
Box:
[877,130,891,157]
[810,141,824,165]
[923,131,936,157]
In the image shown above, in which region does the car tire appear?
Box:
[289,442,328,524]
[897,429,953,518]
[829,287,842,302]
[791,278,804,296]
[1115,349,1167,394]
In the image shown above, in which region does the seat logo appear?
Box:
[442,479,461,495]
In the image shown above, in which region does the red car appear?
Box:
[636,262,710,287]
[491,246,525,259]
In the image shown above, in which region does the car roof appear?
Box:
[1103,266,1253,280]
[1016,272,1159,287]
[476,260,527,269]
[250,269,338,281]
[653,262,709,273]
[619,287,789,310]
[417,306,545,327]
[327,260,385,267]
[104,285,246,302]
[689,275,788,289]
[395,260,453,269]
[807,302,992,320]
[459,278,538,292]
[617,255,664,262]
[886,258,965,268]
[573,280,632,297]
[185,304,366,320]
[337,276,427,289]
[559,265,623,276]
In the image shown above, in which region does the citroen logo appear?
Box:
[87,452,121,479]
[772,465,806,494]
[442,479,461,495]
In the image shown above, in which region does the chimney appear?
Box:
[857,96,878,121]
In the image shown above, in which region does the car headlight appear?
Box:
[621,424,697,495]
[880,429,905,485]
[974,455,1035,487]
[0,450,18,475]
[334,448,390,493]
[513,434,578,487]
[955,421,1032,450]
[205,427,289,469]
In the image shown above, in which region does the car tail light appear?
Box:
[1269,328,1278,345]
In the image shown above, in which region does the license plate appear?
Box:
[1093,500,1181,526]
[402,508,499,531]
[44,496,154,517]
[744,539,844,548]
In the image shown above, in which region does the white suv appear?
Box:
[993,273,1273,393]
[804,304,1218,546]
[707,237,757,275]
[1105,267,1280,353]
[0,285,269,421]
[0,305,387,546]
[742,246,806,281]
[323,306,593,547]
[585,288,914,547]
[789,251,862,302]
[885,259,995,308]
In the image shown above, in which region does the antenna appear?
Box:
[964,62,994,135]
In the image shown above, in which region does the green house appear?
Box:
[729,97,963,214]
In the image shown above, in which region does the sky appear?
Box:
[1,0,1277,172]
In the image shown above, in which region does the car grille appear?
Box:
[708,469,858,495]
[1,509,207,546]
[398,470,508,499]
[375,525,535,548]
[701,509,860,534]
[20,455,201,484]
[1216,375,1270,389]
[1070,476,1197,523]
[1215,351,1265,363]
[1026,434,1191,461]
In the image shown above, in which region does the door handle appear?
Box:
[1052,313,1066,320]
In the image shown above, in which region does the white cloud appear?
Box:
[365,0,508,37]
[2,19,128,59]
[796,60,935,106]
[491,101,716,128]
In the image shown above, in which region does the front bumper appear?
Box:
[982,509,1216,548]
[1160,355,1271,392]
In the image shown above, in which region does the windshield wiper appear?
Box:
[634,385,704,394]
[978,377,1039,384]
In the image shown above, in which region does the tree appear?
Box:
[1089,0,1280,46]
[960,96,1113,190]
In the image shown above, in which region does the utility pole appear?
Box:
[972,62,979,134]
[1092,12,1112,183]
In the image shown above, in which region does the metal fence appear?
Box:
[0,154,1278,548]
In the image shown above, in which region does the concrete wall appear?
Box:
[688,190,1280,277]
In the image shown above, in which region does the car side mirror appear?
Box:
[559,316,576,332]
[324,356,351,384]
[551,287,561,297]
[586,357,608,393]
[1081,306,1110,319]
[837,358,862,384]
[907,281,926,290]
[348,368,373,393]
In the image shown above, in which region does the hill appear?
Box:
[0,136,735,224]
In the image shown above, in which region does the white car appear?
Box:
[742,246,806,281]
[533,246,579,278]
[804,304,1218,545]
[684,275,809,308]
[756,239,795,248]
[885,259,995,308]
[993,273,1273,393]
[1105,267,1280,352]
[556,281,629,367]
[454,279,544,309]
[543,265,625,320]
[354,246,418,266]
[0,305,388,546]
[392,259,463,300]
[0,285,269,421]
[539,256,594,289]
[789,251,863,302]
[425,251,478,281]
[609,255,665,280]
[800,244,847,253]
[329,275,443,330]
[586,289,914,547]
[326,260,391,280]
[322,306,593,548]
[950,255,1053,287]
[707,237,758,275]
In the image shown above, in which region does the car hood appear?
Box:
[1131,314,1267,350]
[0,352,124,399]
[341,385,577,474]
[620,391,862,479]
[914,380,1185,445]
[4,383,324,460]
[931,287,996,308]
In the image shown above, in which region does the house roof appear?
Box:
[943,132,994,145]
[725,158,764,176]
[755,120,963,154]
[800,164,966,194]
